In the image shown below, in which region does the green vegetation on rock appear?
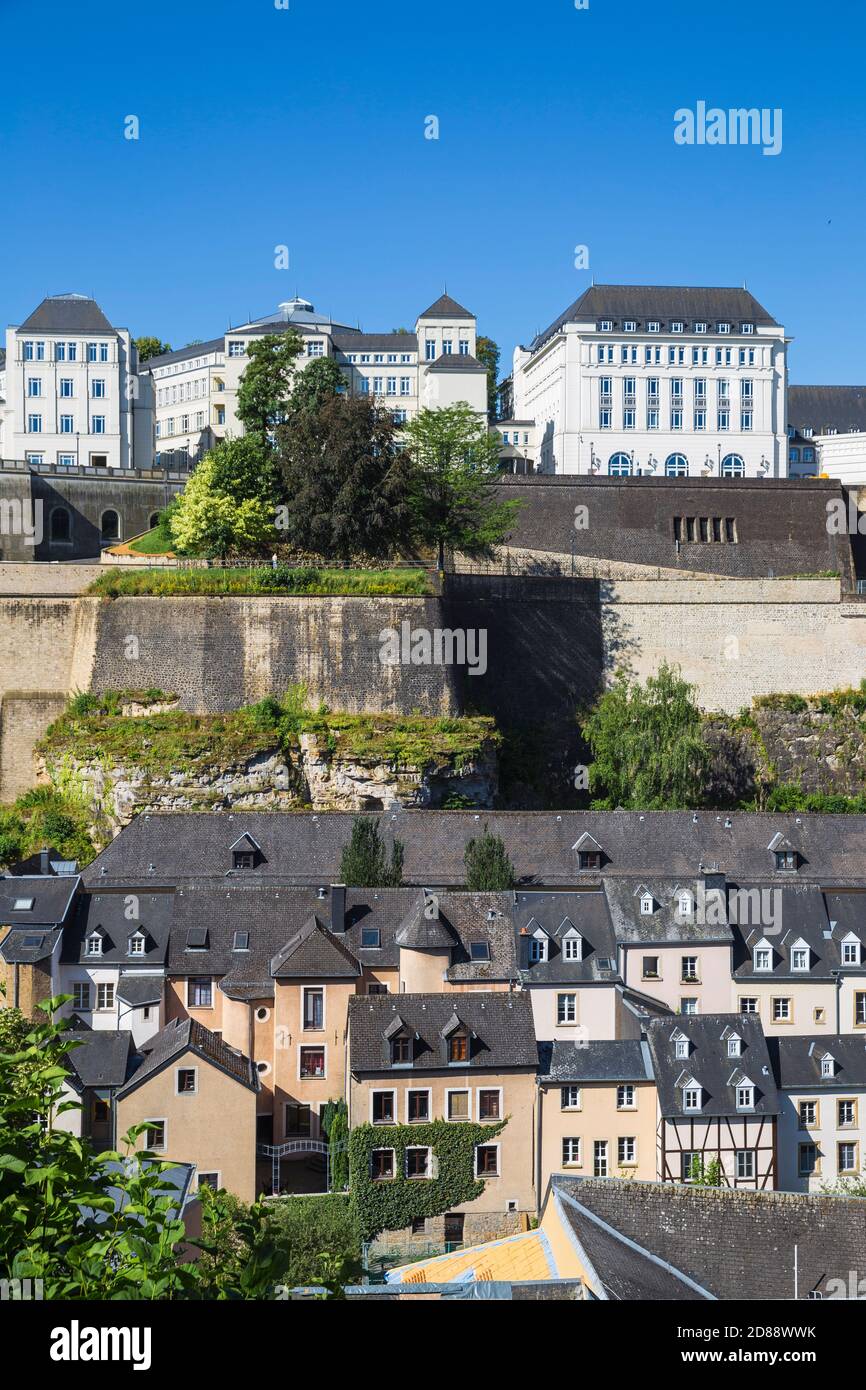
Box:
[86,565,433,598]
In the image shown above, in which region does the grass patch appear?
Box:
[125,527,175,556]
[37,688,498,782]
[86,566,433,598]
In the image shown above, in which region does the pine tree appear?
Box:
[339,817,404,887]
[464,828,515,891]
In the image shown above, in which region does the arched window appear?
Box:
[665,453,688,477]
[100,509,121,544]
[49,507,71,542]
[608,453,632,477]
[721,454,745,478]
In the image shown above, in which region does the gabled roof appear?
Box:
[63,1028,135,1090]
[0,873,80,928]
[60,892,172,966]
[417,293,475,321]
[229,833,261,854]
[513,891,619,984]
[117,1018,258,1097]
[270,914,361,979]
[549,1177,866,1301]
[348,992,536,1073]
[770,1034,866,1090]
[788,385,866,437]
[18,294,117,334]
[645,1013,779,1118]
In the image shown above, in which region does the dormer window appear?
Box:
[728,1036,742,1058]
[678,893,693,916]
[821,1055,835,1078]
[736,1084,755,1111]
[599,319,613,332]
[683,1085,702,1111]
[579,851,601,870]
[640,894,653,916]
[85,932,103,957]
[233,851,255,870]
[671,321,684,333]
[753,945,773,972]
[841,935,861,967]
[791,943,810,972]
[741,323,754,334]
[530,934,548,963]
[563,935,583,962]
[392,1034,411,1065]
[128,931,146,956]
[675,1038,688,1059]
[647,320,661,333]
[449,1032,469,1064]
[718,322,731,334]
[623,320,637,332]
[695,321,707,334]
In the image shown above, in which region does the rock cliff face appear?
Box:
[705,695,866,804]
[39,734,498,833]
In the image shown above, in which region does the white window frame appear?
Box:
[95,982,114,1011]
[196,1172,220,1192]
[735,1150,755,1181]
[616,1084,636,1110]
[736,1085,755,1111]
[186,978,213,1009]
[302,985,326,1031]
[445,1087,472,1122]
[405,1087,432,1124]
[561,1085,582,1111]
[557,992,578,1025]
[683,1086,701,1111]
[72,981,91,1011]
[617,1136,637,1166]
[370,1088,396,1124]
[370,1147,395,1181]
[562,1136,582,1166]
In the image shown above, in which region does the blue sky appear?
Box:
[1,0,863,383]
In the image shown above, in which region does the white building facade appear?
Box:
[787,386,866,485]
[149,292,488,468]
[511,285,788,479]
[3,294,153,469]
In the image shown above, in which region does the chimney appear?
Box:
[39,847,50,876]
[330,884,347,933]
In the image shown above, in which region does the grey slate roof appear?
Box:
[145,336,225,370]
[116,974,164,1007]
[0,873,80,927]
[332,332,419,352]
[604,877,734,944]
[348,990,536,1073]
[160,884,517,998]
[18,294,117,334]
[551,1176,866,1301]
[0,926,62,964]
[270,914,361,979]
[730,883,835,980]
[63,1028,134,1089]
[117,1017,257,1097]
[788,385,866,436]
[770,1034,866,1090]
[60,891,172,966]
[538,1039,653,1084]
[395,893,457,949]
[645,1013,779,1118]
[529,284,779,353]
[418,294,475,320]
[513,890,619,982]
[83,810,866,890]
[553,1185,713,1300]
[426,353,486,371]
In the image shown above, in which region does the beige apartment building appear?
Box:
[537,1040,657,1184]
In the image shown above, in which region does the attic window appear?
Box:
[186,927,208,951]
[678,893,693,916]
[842,937,861,967]
[675,1038,688,1059]
[563,936,582,962]
[233,931,250,951]
[529,937,548,963]
[640,894,653,915]
[391,1034,411,1065]
[85,932,103,957]
[448,1033,469,1064]
[22,934,43,948]
[579,851,601,870]
[13,897,34,911]
[774,850,798,871]
[469,941,490,962]
[361,927,381,949]
[736,1084,755,1111]
[233,851,255,870]
[128,932,145,956]
[727,1036,742,1058]
[821,1056,835,1078]
[753,945,772,972]
[683,1086,702,1111]
[791,945,810,972]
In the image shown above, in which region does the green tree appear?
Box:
[688,1154,705,1184]
[236,331,303,442]
[277,396,415,562]
[169,440,276,559]
[703,1158,723,1186]
[134,336,171,362]
[285,357,346,419]
[339,816,404,887]
[326,1101,350,1192]
[580,663,710,811]
[475,335,501,421]
[403,403,520,569]
[464,827,515,890]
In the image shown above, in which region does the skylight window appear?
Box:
[469,941,490,961]
[233,931,250,951]
[13,898,34,911]
[361,927,381,949]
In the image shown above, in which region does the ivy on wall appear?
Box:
[348,1118,507,1242]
